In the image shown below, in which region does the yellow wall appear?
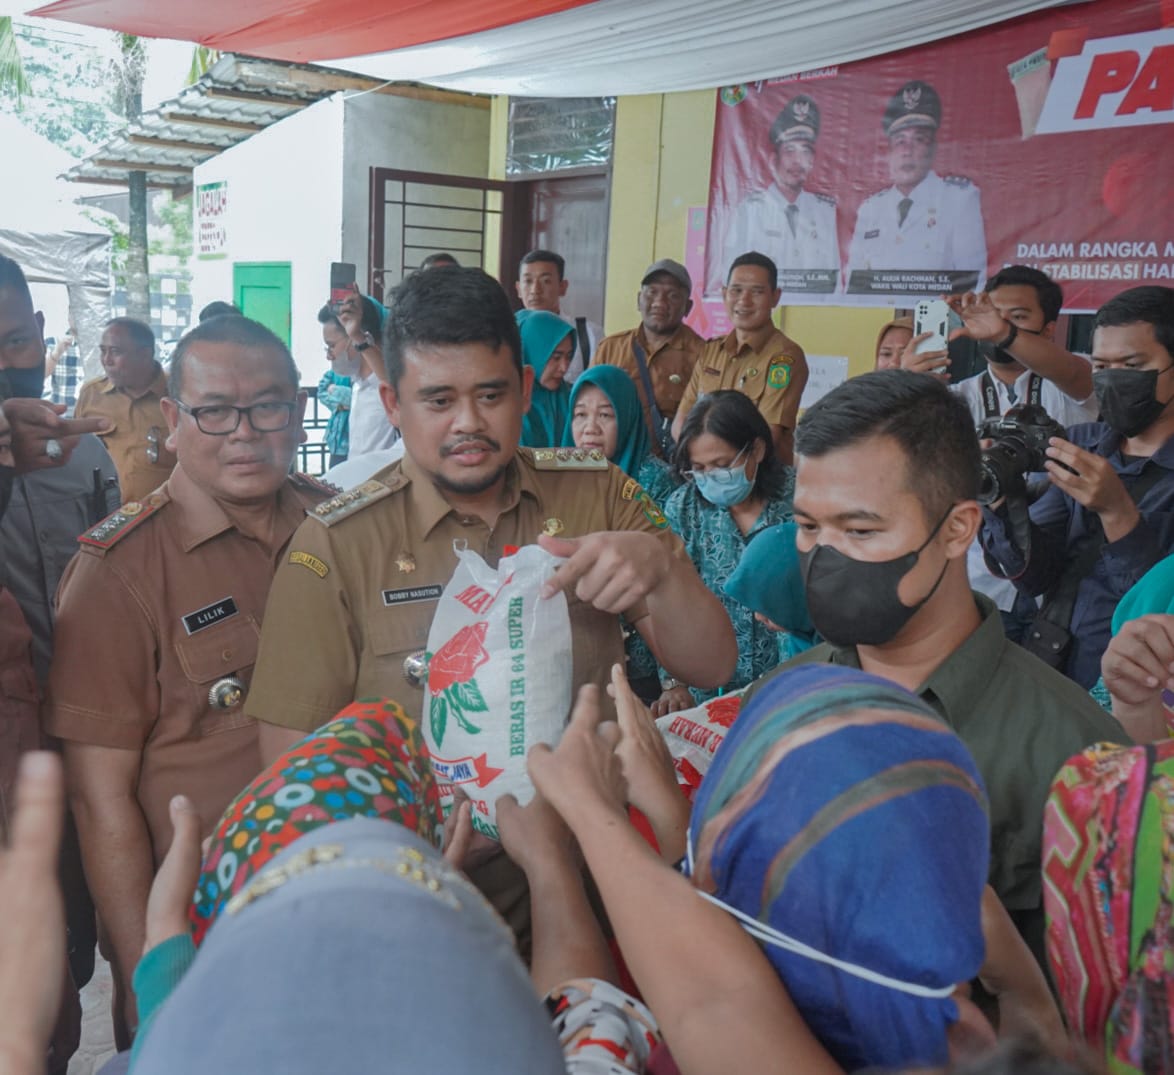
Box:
[488,90,896,377]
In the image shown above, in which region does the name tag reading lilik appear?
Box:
[182,597,239,636]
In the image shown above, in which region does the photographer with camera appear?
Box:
[903,266,1098,641]
[980,286,1174,689]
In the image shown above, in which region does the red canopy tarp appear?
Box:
[27,0,595,62]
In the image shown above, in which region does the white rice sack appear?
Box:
[423,544,572,838]
[655,689,747,801]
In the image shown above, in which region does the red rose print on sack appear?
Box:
[425,621,490,746]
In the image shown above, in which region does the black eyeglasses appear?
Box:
[174,400,297,436]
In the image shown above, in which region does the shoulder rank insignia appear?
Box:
[308,479,394,527]
[767,362,793,390]
[621,477,641,502]
[79,500,159,552]
[292,472,341,496]
[944,174,974,188]
[529,447,609,471]
[813,191,837,206]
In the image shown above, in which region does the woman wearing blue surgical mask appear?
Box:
[654,390,794,715]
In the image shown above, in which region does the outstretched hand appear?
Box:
[527,684,627,826]
[143,795,202,954]
[947,291,1008,342]
[610,664,690,860]
[495,788,579,878]
[0,752,66,1072]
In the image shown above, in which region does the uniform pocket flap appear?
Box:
[175,616,261,684]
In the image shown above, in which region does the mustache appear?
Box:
[441,436,501,457]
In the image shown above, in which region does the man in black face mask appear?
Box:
[745,369,1125,966]
[981,285,1174,690]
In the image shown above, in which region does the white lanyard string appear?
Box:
[686,831,955,1000]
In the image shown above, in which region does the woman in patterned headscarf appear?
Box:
[522,663,1003,1074]
[686,664,991,1071]
[1044,740,1174,1074]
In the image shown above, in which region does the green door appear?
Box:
[233,262,291,347]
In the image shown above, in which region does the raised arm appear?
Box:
[527,685,843,1075]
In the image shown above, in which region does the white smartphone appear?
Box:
[914,299,955,354]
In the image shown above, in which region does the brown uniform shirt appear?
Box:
[43,465,330,863]
[591,323,705,449]
[247,447,687,734]
[675,324,809,430]
[75,366,177,504]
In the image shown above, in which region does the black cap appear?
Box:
[882,81,941,136]
[769,94,820,146]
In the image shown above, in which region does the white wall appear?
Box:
[190,96,345,385]
[341,92,491,294]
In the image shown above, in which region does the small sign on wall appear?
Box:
[196,181,228,260]
[800,355,850,410]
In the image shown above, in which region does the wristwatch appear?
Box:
[660,676,681,692]
[995,321,1018,350]
[354,341,371,352]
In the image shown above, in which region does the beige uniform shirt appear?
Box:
[676,324,809,431]
[43,465,331,861]
[75,367,177,504]
[591,323,705,451]
[247,448,687,735]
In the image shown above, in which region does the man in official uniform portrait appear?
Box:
[845,80,987,293]
[721,94,839,287]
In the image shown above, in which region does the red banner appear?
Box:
[704,0,1174,312]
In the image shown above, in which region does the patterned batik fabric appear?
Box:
[1044,740,1174,1074]
[662,479,795,702]
[547,978,662,1074]
[190,698,442,944]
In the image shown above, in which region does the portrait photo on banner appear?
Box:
[704,0,1174,311]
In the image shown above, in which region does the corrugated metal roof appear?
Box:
[63,54,479,191]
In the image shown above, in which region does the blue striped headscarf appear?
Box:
[689,664,989,1071]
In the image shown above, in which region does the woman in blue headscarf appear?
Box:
[562,365,680,701]
[562,364,679,511]
[521,663,1008,1075]
[518,311,574,448]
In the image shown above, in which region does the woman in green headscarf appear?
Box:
[562,364,678,506]
[518,310,574,448]
[562,365,680,700]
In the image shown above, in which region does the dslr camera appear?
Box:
[976,404,1066,505]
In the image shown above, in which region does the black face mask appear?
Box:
[976,340,1017,366]
[799,508,952,648]
[0,365,46,400]
[1093,366,1172,438]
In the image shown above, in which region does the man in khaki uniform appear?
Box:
[247,268,736,944]
[44,316,330,1045]
[75,318,177,503]
[590,258,704,456]
[672,252,809,465]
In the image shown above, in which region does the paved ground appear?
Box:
[68,952,117,1075]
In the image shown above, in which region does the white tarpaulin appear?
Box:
[327,0,1083,97]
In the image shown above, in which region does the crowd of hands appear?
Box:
[0,662,1079,1073]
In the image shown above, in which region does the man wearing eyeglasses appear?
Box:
[44,315,332,1046]
[671,252,808,465]
[74,318,177,504]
